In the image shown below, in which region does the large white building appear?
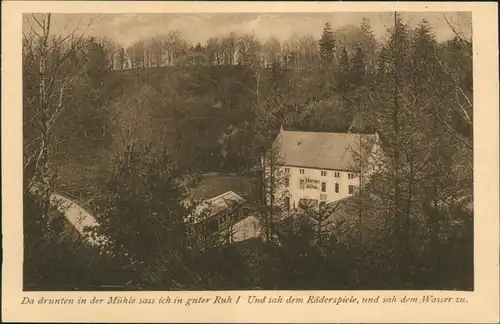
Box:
[265,130,382,212]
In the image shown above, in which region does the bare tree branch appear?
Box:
[442,13,472,52]
[433,50,472,125]
[31,13,45,30]
[24,151,38,169]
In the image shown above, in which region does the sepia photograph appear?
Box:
[22,10,474,292]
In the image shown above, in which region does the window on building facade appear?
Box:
[285,177,290,187]
[321,181,326,192]
[285,167,290,174]
[300,179,305,189]
[299,168,305,174]
[334,172,340,177]
[321,170,327,176]
[348,185,354,194]
[348,173,356,179]
[335,183,339,193]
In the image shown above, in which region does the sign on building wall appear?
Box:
[305,177,320,189]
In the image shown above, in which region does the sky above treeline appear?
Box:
[29,12,472,48]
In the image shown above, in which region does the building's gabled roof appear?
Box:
[187,190,247,224]
[273,130,378,171]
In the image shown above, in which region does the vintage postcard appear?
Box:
[2,1,499,322]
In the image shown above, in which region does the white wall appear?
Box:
[266,134,384,212]
[277,166,360,210]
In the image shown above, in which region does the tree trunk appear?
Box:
[35,14,52,238]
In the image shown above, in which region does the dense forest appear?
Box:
[23,13,473,290]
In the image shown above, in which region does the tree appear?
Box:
[150,36,163,68]
[98,37,119,70]
[373,14,412,257]
[108,85,158,154]
[298,35,319,68]
[237,33,261,67]
[23,13,88,237]
[410,19,438,91]
[295,199,343,247]
[221,32,237,65]
[282,37,300,69]
[408,20,471,280]
[59,37,111,154]
[351,12,473,288]
[348,13,419,285]
[263,36,281,67]
[319,22,335,65]
[436,35,473,142]
[93,145,189,288]
[162,30,184,66]
[262,137,286,242]
[338,46,350,95]
[84,37,109,89]
[359,17,378,70]
[350,46,366,87]
[375,45,389,81]
[117,46,126,70]
[205,37,223,66]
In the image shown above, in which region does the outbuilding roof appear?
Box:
[187,190,247,224]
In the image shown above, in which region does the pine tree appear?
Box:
[350,46,366,87]
[319,23,335,64]
[338,46,350,94]
[387,14,411,81]
[375,46,389,82]
[94,146,190,287]
[85,38,109,89]
[360,17,373,37]
[359,17,377,71]
[411,19,457,271]
[411,19,438,92]
[357,13,415,284]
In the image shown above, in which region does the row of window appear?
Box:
[204,207,250,234]
[293,179,354,194]
[285,167,356,179]
[284,198,327,211]
[283,189,356,212]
